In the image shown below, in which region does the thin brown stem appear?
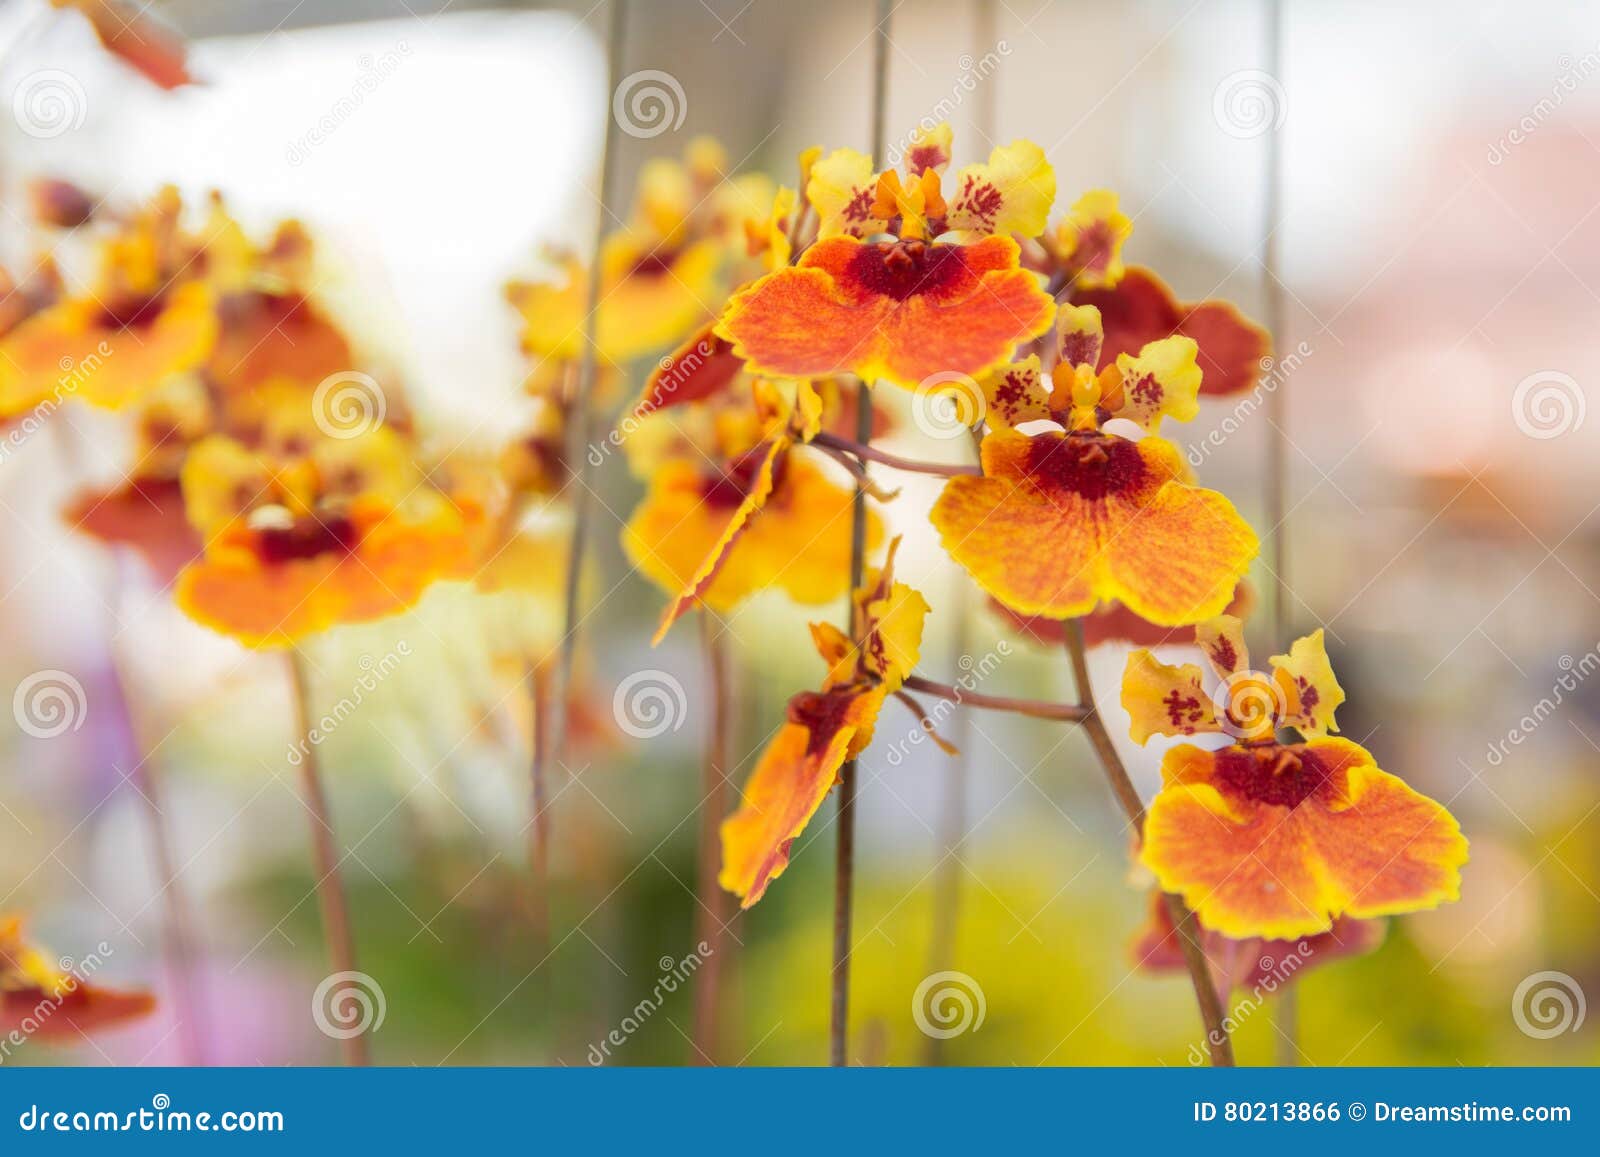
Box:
[286,651,369,1067]
[552,0,628,765]
[1259,0,1298,1067]
[693,615,733,1064]
[1062,619,1234,1066]
[904,674,1087,722]
[526,660,552,951]
[831,0,893,1072]
[812,431,979,478]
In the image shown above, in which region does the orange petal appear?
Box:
[176,500,468,648]
[210,291,352,392]
[1072,267,1271,398]
[65,475,201,584]
[649,440,785,644]
[0,282,217,413]
[631,323,743,418]
[54,0,192,89]
[990,582,1255,649]
[931,429,1256,623]
[718,236,1054,391]
[1141,739,1469,939]
[720,686,887,906]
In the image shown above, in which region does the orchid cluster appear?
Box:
[605,123,1468,1057]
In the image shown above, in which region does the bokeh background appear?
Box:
[2,0,1598,1066]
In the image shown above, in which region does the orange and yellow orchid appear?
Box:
[174,428,474,648]
[717,125,1056,391]
[720,540,929,907]
[623,380,882,643]
[931,303,1257,625]
[1122,617,1468,939]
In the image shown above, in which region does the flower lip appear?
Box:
[849,238,965,301]
[1022,429,1148,501]
[1210,743,1327,809]
[249,507,359,563]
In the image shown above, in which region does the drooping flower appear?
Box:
[1130,890,1385,997]
[1122,617,1469,939]
[720,540,929,907]
[717,125,1056,390]
[930,304,1258,625]
[174,428,474,647]
[990,582,1256,650]
[0,915,155,1039]
[623,380,881,643]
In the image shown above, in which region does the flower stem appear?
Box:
[552,0,627,766]
[830,0,893,1071]
[903,674,1087,722]
[286,651,369,1067]
[693,614,733,1064]
[1258,0,1299,1068]
[526,660,553,952]
[812,431,979,478]
[1061,619,1234,1066]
